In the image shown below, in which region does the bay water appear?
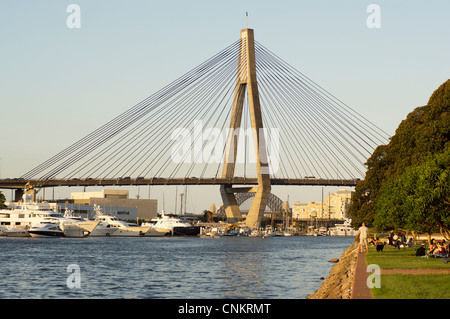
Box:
[0,235,353,299]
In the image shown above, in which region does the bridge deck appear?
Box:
[0,178,359,189]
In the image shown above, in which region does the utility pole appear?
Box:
[180,193,184,216]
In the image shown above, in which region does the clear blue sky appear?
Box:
[1,1,449,212]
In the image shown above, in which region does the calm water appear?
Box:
[0,235,353,299]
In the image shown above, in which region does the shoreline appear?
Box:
[307,240,359,299]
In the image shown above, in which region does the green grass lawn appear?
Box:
[366,255,449,269]
[364,245,450,298]
[366,245,419,256]
[371,274,450,299]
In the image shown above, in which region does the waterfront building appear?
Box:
[292,201,326,219]
[62,202,138,221]
[326,189,353,220]
[292,189,353,221]
[70,189,157,221]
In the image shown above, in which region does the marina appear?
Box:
[0,198,357,299]
[0,198,357,239]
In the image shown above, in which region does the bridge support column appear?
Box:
[14,187,35,202]
[245,184,271,229]
[14,189,24,202]
[221,28,272,230]
[220,185,243,223]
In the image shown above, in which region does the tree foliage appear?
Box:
[0,192,6,209]
[349,79,450,230]
[202,210,214,223]
[374,148,450,239]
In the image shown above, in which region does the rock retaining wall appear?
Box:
[307,241,359,299]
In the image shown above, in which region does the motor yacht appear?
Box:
[59,209,100,237]
[144,227,170,237]
[142,210,200,236]
[3,225,30,237]
[0,197,100,238]
[84,205,117,237]
[28,222,65,238]
[93,205,151,237]
[328,219,357,237]
[0,193,92,232]
[95,214,151,237]
[0,200,65,232]
[59,220,100,238]
[88,222,118,237]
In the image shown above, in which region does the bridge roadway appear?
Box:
[0,177,359,189]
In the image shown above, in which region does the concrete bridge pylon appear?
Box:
[220,29,271,229]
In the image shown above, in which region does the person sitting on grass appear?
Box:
[427,242,447,258]
[428,239,437,253]
[415,243,426,257]
[406,238,413,247]
[392,234,401,250]
[442,240,448,252]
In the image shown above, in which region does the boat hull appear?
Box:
[4,228,30,237]
[145,228,170,237]
[89,227,118,237]
[111,226,151,237]
[60,221,100,238]
[29,230,64,238]
[172,226,201,236]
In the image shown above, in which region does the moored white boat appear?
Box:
[95,214,151,237]
[89,223,118,237]
[145,227,170,237]
[142,210,200,236]
[60,220,100,238]
[0,198,65,232]
[28,223,64,238]
[328,219,357,237]
[4,226,30,237]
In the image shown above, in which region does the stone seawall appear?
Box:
[307,240,359,299]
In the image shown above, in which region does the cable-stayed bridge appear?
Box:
[0,29,389,228]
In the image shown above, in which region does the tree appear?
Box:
[0,192,6,209]
[202,210,214,223]
[374,148,450,240]
[349,79,450,227]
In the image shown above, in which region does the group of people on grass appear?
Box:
[414,239,448,257]
[355,223,449,259]
[355,224,410,253]
[425,238,449,258]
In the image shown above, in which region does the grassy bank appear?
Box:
[365,245,450,299]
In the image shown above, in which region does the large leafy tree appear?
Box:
[349,79,450,227]
[374,148,450,240]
